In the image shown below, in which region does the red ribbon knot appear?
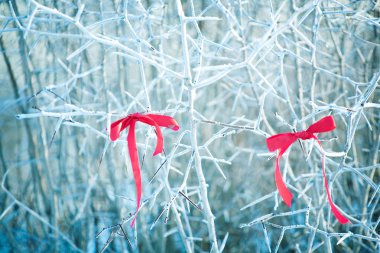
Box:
[266,116,349,224]
[294,130,313,140]
[110,112,179,227]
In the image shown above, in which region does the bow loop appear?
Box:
[145,114,180,130]
[110,118,132,141]
[306,115,336,133]
[266,133,298,152]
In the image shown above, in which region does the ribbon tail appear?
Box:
[152,127,163,156]
[275,155,293,207]
[137,115,164,156]
[147,119,164,156]
[127,121,142,227]
[321,152,350,224]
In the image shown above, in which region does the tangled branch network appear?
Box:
[0,0,379,252]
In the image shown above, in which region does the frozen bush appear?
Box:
[1,0,379,252]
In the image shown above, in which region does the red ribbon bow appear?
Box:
[110,113,179,227]
[266,116,349,224]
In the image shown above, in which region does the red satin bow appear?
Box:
[110,112,179,227]
[266,116,349,224]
